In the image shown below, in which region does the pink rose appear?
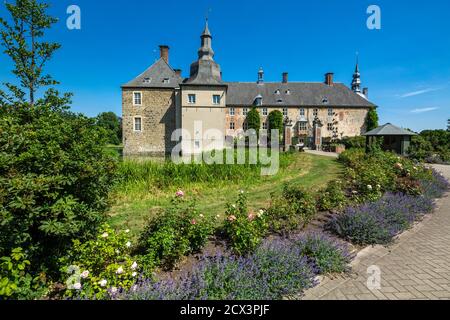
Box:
[190,219,197,225]
[176,190,185,198]
[247,213,256,221]
[228,215,237,222]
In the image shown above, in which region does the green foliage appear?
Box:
[0,248,47,299]
[339,136,366,150]
[338,149,433,203]
[0,105,117,275]
[409,130,450,164]
[292,234,351,274]
[0,0,60,105]
[366,107,379,132]
[266,184,317,234]
[96,112,122,145]
[222,191,268,255]
[139,193,213,270]
[246,107,261,138]
[60,225,138,299]
[268,110,283,141]
[317,180,347,211]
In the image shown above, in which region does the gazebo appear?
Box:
[363,123,417,156]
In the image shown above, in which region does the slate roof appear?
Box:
[363,123,417,136]
[122,58,183,89]
[183,60,224,85]
[225,82,376,108]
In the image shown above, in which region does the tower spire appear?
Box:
[351,52,361,93]
[198,18,214,60]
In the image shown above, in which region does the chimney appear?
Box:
[282,72,288,84]
[325,72,334,86]
[159,45,169,64]
[174,69,182,77]
[363,87,369,98]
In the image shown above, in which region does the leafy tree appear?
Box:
[0,0,61,106]
[96,112,122,145]
[0,0,117,280]
[366,107,379,132]
[268,110,283,142]
[246,107,261,139]
[409,130,450,163]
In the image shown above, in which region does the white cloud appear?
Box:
[400,87,440,98]
[410,107,439,114]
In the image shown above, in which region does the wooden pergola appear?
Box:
[363,123,417,156]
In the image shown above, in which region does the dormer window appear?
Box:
[286,89,291,95]
[277,99,283,104]
[163,78,170,84]
[322,96,329,104]
[143,77,151,83]
[275,90,281,95]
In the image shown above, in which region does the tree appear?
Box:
[246,107,261,139]
[0,0,117,280]
[96,112,122,145]
[366,107,379,132]
[0,0,61,106]
[268,110,283,142]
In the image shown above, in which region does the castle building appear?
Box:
[122,21,376,156]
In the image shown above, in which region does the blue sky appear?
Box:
[0,0,449,132]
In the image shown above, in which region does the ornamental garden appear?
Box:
[1,0,450,301]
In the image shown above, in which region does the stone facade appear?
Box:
[122,88,179,155]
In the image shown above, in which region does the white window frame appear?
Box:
[188,94,196,104]
[262,108,268,116]
[299,108,305,117]
[229,107,235,116]
[243,108,248,116]
[230,122,235,130]
[133,91,142,106]
[262,122,268,130]
[283,108,288,117]
[133,116,143,132]
[299,122,307,131]
[213,95,221,105]
[328,108,334,117]
[327,123,333,131]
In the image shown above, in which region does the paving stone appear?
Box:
[301,165,450,301]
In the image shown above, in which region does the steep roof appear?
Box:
[225,82,376,107]
[122,58,183,89]
[363,123,417,136]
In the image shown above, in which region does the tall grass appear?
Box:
[115,150,295,191]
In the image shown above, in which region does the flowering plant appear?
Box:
[139,191,213,270]
[222,191,268,255]
[60,224,138,299]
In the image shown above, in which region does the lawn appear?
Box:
[107,152,342,238]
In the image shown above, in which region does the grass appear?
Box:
[107,152,342,238]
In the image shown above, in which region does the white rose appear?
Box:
[132,272,137,277]
[99,279,108,287]
[101,232,109,238]
[131,262,138,270]
[126,241,131,248]
[73,283,82,290]
[110,287,118,294]
[80,270,89,279]
[116,267,124,274]
[125,229,130,233]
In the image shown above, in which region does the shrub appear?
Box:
[266,184,317,234]
[222,191,268,255]
[0,105,117,276]
[0,248,47,300]
[246,107,261,138]
[409,130,450,164]
[339,136,366,150]
[268,110,284,142]
[60,224,139,299]
[327,193,434,245]
[290,233,352,274]
[139,192,213,270]
[317,180,347,211]
[122,239,318,300]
